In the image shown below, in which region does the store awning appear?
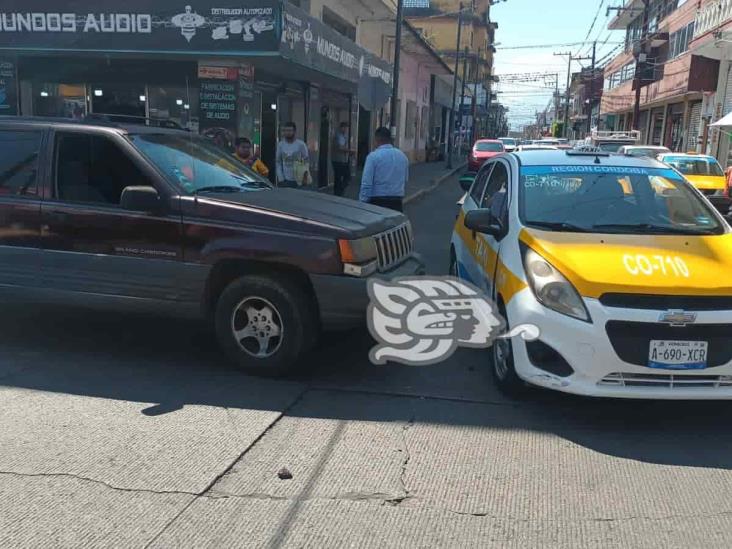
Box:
[711,112,732,127]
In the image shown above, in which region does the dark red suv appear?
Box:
[0,117,423,375]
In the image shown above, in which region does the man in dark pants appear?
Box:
[359,127,409,212]
[332,121,351,197]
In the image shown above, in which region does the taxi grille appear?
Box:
[605,321,732,368]
[599,294,732,311]
[375,224,413,271]
[599,373,732,389]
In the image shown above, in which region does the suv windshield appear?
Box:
[662,156,724,177]
[131,133,272,194]
[500,138,517,146]
[475,142,504,152]
[520,165,724,235]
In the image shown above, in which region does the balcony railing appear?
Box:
[694,0,732,40]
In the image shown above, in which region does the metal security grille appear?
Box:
[375,224,413,272]
[686,101,702,152]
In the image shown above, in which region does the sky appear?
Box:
[490,0,625,131]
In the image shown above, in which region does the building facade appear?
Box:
[601,0,718,152]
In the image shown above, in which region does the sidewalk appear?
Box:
[324,155,467,205]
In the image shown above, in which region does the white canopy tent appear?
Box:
[711,112,732,127]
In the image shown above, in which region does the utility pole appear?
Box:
[389,0,404,138]
[471,47,481,142]
[632,2,651,131]
[586,40,596,136]
[555,51,592,138]
[446,3,463,169]
[460,46,469,139]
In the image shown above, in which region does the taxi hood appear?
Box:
[520,228,732,298]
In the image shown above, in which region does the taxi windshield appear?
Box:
[661,156,724,177]
[519,165,724,235]
[131,133,272,194]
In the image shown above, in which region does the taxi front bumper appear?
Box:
[506,289,732,399]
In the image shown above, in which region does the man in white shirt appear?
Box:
[276,122,310,188]
[332,122,351,196]
[359,127,409,212]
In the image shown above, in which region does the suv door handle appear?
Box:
[47,210,69,222]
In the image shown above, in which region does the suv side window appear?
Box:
[54,133,152,206]
[0,130,42,198]
[469,163,493,204]
[480,161,509,221]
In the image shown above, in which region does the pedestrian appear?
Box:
[332,121,351,196]
[359,127,409,212]
[234,137,269,177]
[276,122,310,188]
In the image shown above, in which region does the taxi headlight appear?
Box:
[522,246,591,323]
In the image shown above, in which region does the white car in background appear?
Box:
[618,145,671,158]
[499,137,518,152]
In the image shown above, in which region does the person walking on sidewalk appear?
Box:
[332,121,351,196]
[276,122,310,188]
[359,127,409,212]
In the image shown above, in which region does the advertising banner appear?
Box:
[0,2,280,54]
[0,57,18,115]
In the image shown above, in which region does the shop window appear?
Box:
[148,86,199,132]
[322,7,356,41]
[90,84,146,122]
[0,130,41,198]
[34,83,86,119]
[54,133,152,207]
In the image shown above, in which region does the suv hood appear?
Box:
[196,188,405,238]
[521,228,732,298]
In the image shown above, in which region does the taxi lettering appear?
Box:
[622,254,690,278]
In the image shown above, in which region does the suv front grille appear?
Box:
[375,224,413,271]
[599,372,732,389]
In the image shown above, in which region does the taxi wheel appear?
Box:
[492,303,527,398]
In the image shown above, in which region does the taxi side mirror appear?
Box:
[459,173,476,192]
[464,209,503,237]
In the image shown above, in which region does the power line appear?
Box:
[496,40,623,50]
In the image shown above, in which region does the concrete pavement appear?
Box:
[3,178,732,548]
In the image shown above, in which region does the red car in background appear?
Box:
[468,139,505,171]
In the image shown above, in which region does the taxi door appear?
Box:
[455,162,494,289]
[474,159,511,298]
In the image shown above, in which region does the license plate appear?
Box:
[648,340,708,370]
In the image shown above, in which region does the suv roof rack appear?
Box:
[591,129,641,141]
[565,150,610,157]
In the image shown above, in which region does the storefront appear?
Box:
[0,1,392,186]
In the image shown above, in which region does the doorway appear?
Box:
[261,99,278,184]
[319,106,330,188]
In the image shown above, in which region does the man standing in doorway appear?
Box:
[359,127,409,212]
[332,121,351,196]
[276,122,310,188]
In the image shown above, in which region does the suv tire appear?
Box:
[215,274,317,377]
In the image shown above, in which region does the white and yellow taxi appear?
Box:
[657,153,731,214]
[450,150,732,399]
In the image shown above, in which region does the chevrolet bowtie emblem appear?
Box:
[659,310,697,327]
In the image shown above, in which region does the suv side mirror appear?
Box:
[464,209,504,237]
[121,186,161,213]
[459,172,476,192]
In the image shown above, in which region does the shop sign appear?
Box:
[0,57,17,115]
[238,64,256,141]
[198,65,239,80]
[0,2,280,54]
[281,3,393,110]
[199,78,239,147]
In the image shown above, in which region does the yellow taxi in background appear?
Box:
[657,153,731,214]
[451,150,732,399]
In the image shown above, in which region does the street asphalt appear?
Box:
[3,176,732,548]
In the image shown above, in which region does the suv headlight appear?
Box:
[338,237,378,277]
[522,245,591,323]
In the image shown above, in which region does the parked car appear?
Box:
[498,137,518,152]
[516,144,558,152]
[0,117,424,376]
[469,139,505,172]
[657,152,731,214]
[452,149,732,399]
[618,145,671,158]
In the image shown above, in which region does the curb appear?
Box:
[404,162,467,205]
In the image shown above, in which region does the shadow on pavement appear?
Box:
[1,302,732,471]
